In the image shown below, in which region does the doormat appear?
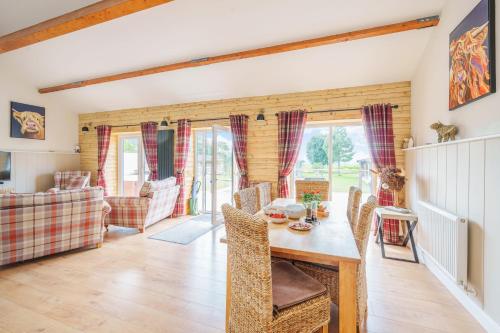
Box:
[148,214,223,245]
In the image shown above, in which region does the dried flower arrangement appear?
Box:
[380,167,405,191]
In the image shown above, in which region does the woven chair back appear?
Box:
[347,186,362,230]
[222,204,273,332]
[233,187,259,215]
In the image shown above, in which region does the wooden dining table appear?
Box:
[220,199,361,333]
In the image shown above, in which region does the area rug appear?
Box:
[148,214,223,245]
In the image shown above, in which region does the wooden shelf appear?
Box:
[403,133,500,151]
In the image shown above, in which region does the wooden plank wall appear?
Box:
[79,81,411,199]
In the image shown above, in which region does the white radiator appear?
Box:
[417,201,468,287]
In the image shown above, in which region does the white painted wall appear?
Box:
[0,58,81,192]
[412,0,500,145]
[0,61,79,152]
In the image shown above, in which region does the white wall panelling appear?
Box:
[0,151,80,193]
[406,135,500,330]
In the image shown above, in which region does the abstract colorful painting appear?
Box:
[10,101,46,140]
[449,0,496,110]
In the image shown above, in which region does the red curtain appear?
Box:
[230,115,249,190]
[96,125,112,196]
[141,122,159,181]
[172,119,191,217]
[362,104,399,243]
[277,110,307,198]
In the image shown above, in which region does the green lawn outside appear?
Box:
[297,164,371,193]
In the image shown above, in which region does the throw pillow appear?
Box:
[65,176,87,190]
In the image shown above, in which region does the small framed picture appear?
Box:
[10,101,46,140]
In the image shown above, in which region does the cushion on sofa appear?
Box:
[139,177,176,198]
[65,176,88,190]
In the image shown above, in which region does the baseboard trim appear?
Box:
[418,246,500,333]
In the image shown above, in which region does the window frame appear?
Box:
[291,120,367,198]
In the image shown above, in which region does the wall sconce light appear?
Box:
[256,110,266,123]
[160,117,169,127]
[81,122,92,134]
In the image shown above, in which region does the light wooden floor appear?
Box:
[0,217,485,333]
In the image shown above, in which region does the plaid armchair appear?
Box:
[0,187,110,266]
[49,171,91,191]
[104,177,180,233]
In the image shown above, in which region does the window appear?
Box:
[293,123,373,202]
[118,134,149,196]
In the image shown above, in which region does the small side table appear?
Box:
[375,207,419,264]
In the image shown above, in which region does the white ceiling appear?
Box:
[0,0,446,113]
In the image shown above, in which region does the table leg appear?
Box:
[406,220,420,264]
[339,261,357,333]
[402,220,417,247]
[226,254,231,332]
[378,217,386,258]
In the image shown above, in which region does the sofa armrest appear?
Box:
[105,196,150,208]
[104,196,150,229]
[102,201,112,216]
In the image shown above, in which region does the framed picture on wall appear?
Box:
[10,101,46,140]
[449,0,496,110]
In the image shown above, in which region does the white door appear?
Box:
[118,134,150,196]
[212,125,234,224]
[194,126,234,224]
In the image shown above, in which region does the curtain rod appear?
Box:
[95,115,249,129]
[94,105,399,129]
[274,104,399,116]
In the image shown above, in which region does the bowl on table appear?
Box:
[284,204,306,220]
[268,212,288,224]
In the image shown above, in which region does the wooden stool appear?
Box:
[375,207,419,263]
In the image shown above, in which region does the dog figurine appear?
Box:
[430,122,458,143]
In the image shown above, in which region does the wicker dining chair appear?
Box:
[234,187,259,215]
[295,180,330,202]
[294,195,377,328]
[347,186,362,231]
[255,182,272,210]
[222,204,331,333]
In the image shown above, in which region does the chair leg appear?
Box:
[321,324,328,333]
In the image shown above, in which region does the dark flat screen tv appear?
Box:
[0,151,11,181]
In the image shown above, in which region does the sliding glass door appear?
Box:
[118,134,149,196]
[194,126,235,224]
[293,123,373,204]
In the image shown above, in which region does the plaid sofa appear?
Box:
[105,177,180,232]
[51,171,91,191]
[0,187,111,266]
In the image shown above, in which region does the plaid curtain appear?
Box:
[277,110,307,198]
[141,122,159,181]
[96,125,112,196]
[230,115,249,189]
[362,104,399,243]
[172,119,191,217]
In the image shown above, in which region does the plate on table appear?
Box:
[288,221,312,231]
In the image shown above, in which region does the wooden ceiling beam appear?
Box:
[0,0,173,54]
[38,15,439,94]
